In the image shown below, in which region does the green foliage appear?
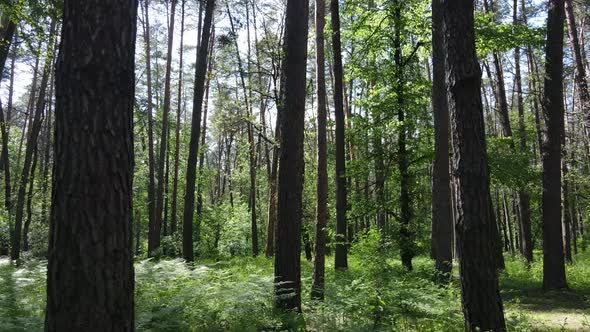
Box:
[474,12,546,55]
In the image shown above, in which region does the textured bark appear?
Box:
[443,1,507,330]
[22,145,38,251]
[541,0,568,290]
[431,0,453,280]
[312,0,328,300]
[182,0,215,262]
[265,120,279,257]
[141,0,157,256]
[45,0,137,329]
[170,0,185,235]
[151,0,177,255]
[274,0,309,311]
[331,0,348,270]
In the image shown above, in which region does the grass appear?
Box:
[0,247,589,331]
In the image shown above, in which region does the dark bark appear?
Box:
[274,0,309,312]
[541,0,568,290]
[0,13,16,76]
[182,0,215,262]
[22,145,38,251]
[443,1,507,330]
[312,0,328,300]
[45,0,137,329]
[431,0,453,280]
[394,0,414,271]
[331,0,348,270]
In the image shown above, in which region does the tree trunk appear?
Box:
[141,0,157,257]
[12,23,55,261]
[514,0,534,263]
[443,1,507,330]
[45,1,136,329]
[151,0,177,255]
[431,0,453,281]
[182,0,215,262]
[312,0,328,300]
[331,0,348,270]
[170,0,185,235]
[394,0,414,271]
[274,0,309,312]
[22,145,38,251]
[565,0,590,137]
[541,0,568,290]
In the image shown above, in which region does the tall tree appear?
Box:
[312,0,328,300]
[170,0,186,235]
[274,0,309,311]
[442,0,507,330]
[141,0,157,256]
[565,0,590,136]
[514,0,533,263]
[431,0,453,280]
[45,0,137,329]
[541,0,568,290]
[151,0,177,255]
[12,21,56,261]
[331,0,348,271]
[182,0,215,262]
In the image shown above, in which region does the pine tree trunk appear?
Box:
[182,0,215,262]
[274,0,309,312]
[443,1,506,329]
[541,0,568,290]
[312,0,328,300]
[45,1,136,328]
[431,0,453,281]
[331,0,348,270]
[151,0,177,255]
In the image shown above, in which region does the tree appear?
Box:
[150,0,177,255]
[442,0,506,330]
[182,0,215,262]
[431,0,452,280]
[45,0,137,329]
[541,0,568,290]
[312,0,328,300]
[274,0,309,311]
[331,0,347,271]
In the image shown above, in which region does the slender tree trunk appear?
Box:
[170,0,185,235]
[151,0,177,255]
[331,0,348,270]
[274,0,309,312]
[443,1,507,329]
[141,0,157,257]
[182,0,215,262]
[12,23,55,261]
[542,0,568,290]
[312,0,328,300]
[196,30,215,245]
[431,0,453,281]
[22,146,38,251]
[45,1,136,328]
[394,0,414,271]
[565,0,590,137]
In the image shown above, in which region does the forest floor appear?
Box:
[0,246,589,331]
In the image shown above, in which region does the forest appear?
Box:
[0,0,589,330]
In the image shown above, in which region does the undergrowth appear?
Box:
[1,237,589,331]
